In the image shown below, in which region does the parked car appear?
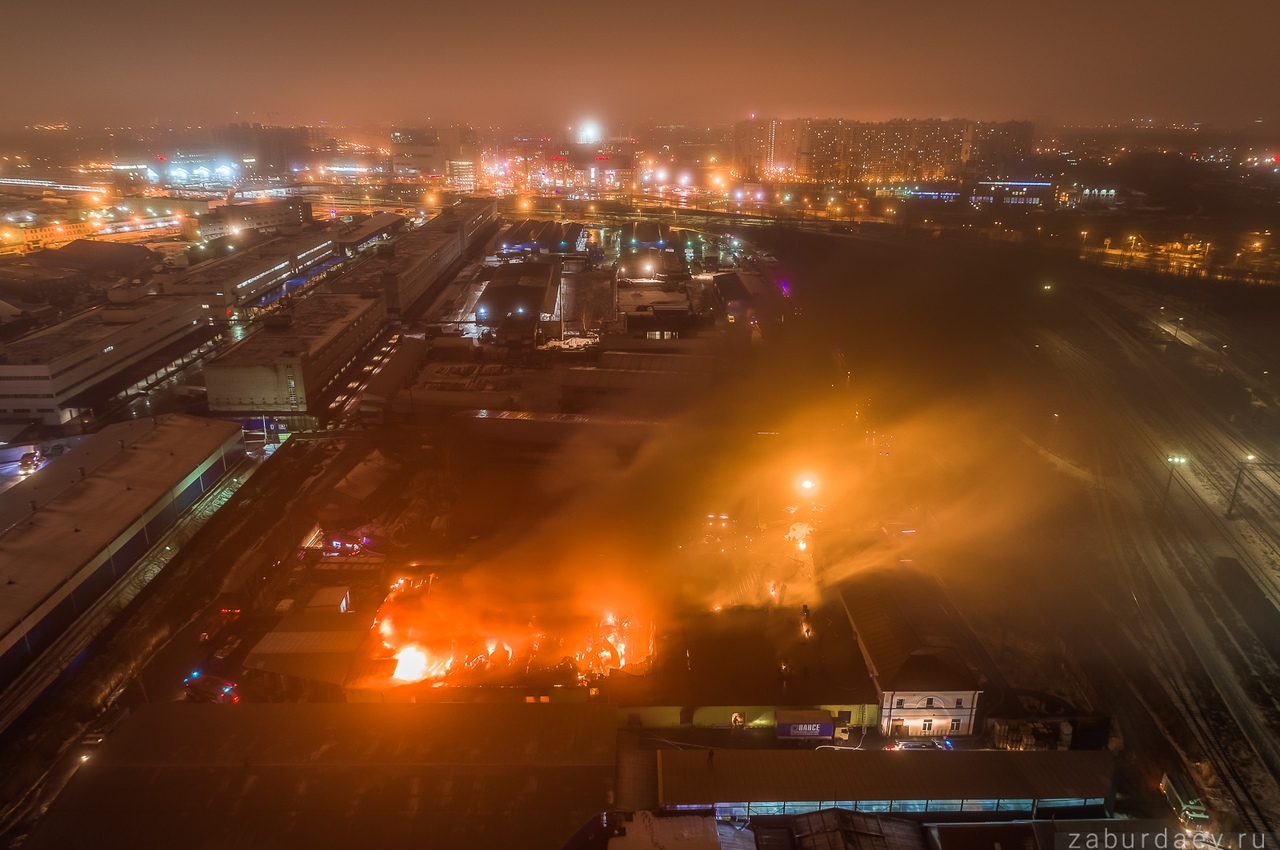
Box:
[885,739,953,751]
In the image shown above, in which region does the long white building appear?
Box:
[0,295,206,425]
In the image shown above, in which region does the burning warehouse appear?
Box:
[343,574,655,700]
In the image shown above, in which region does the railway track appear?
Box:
[1043,330,1278,830]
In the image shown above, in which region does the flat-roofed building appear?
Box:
[474,260,560,326]
[655,749,1116,819]
[604,601,879,733]
[327,225,458,316]
[0,414,244,694]
[0,296,205,425]
[25,702,616,850]
[204,293,385,414]
[326,199,496,317]
[332,212,406,256]
[168,229,337,319]
[192,200,314,240]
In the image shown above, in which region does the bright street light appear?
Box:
[1161,455,1187,514]
[1228,454,1259,517]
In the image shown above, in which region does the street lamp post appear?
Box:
[1161,455,1187,514]
[1226,455,1257,518]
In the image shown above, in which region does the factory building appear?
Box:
[496,219,586,256]
[166,229,338,320]
[332,212,407,257]
[0,295,206,425]
[203,293,385,414]
[190,200,314,241]
[0,415,244,695]
[654,749,1115,820]
[327,225,458,316]
[474,260,560,327]
[326,197,497,316]
[603,602,879,735]
[24,702,616,850]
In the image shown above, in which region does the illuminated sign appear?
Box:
[777,722,834,739]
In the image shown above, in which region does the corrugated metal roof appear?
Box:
[794,810,927,850]
[657,749,1114,806]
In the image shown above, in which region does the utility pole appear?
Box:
[1227,463,1248,518]
[1226,456,1275,518]
[1161,456,1186,515]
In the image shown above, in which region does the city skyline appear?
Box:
[6,0,1279,129]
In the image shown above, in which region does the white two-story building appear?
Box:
[840,569,983,739]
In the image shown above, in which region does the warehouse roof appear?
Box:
[332,212,406,250]
[181,228,334,290]
[838,569,981,693]
[788,810,928,850]
[242,608,374,685]
[656,750,1114,807]
[30,239,158,275]
[208,293,380,366]
[0,415,241,643]
[327,220,457,292]
[27,702,616,850]
[0,296,198,365]
[604,603,876,709]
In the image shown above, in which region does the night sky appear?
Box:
[8,0,1278,128]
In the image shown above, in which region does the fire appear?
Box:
[374,577,651,687]
[393,645,453,682]
[393,646,428,681]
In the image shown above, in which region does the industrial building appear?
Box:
[603,602,878,734]
[25,702,616,850]
[839,570,985,739]
[326,198,497,316]
[497,219,586,255]
[167,228,338,319]
[0,240,162,305]
[387,360,520,415]
[603,808,1157,850]
[0,295,206,425]
[654,749,1115,819]
[190,200,314,241]
[0,414,244,694]
[616,221,677,250]
[332,212,406,256]
[203,293,385,414]
[474,260,560,327]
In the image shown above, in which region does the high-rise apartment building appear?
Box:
[733,118,1033,184]
[732,118,801,179]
